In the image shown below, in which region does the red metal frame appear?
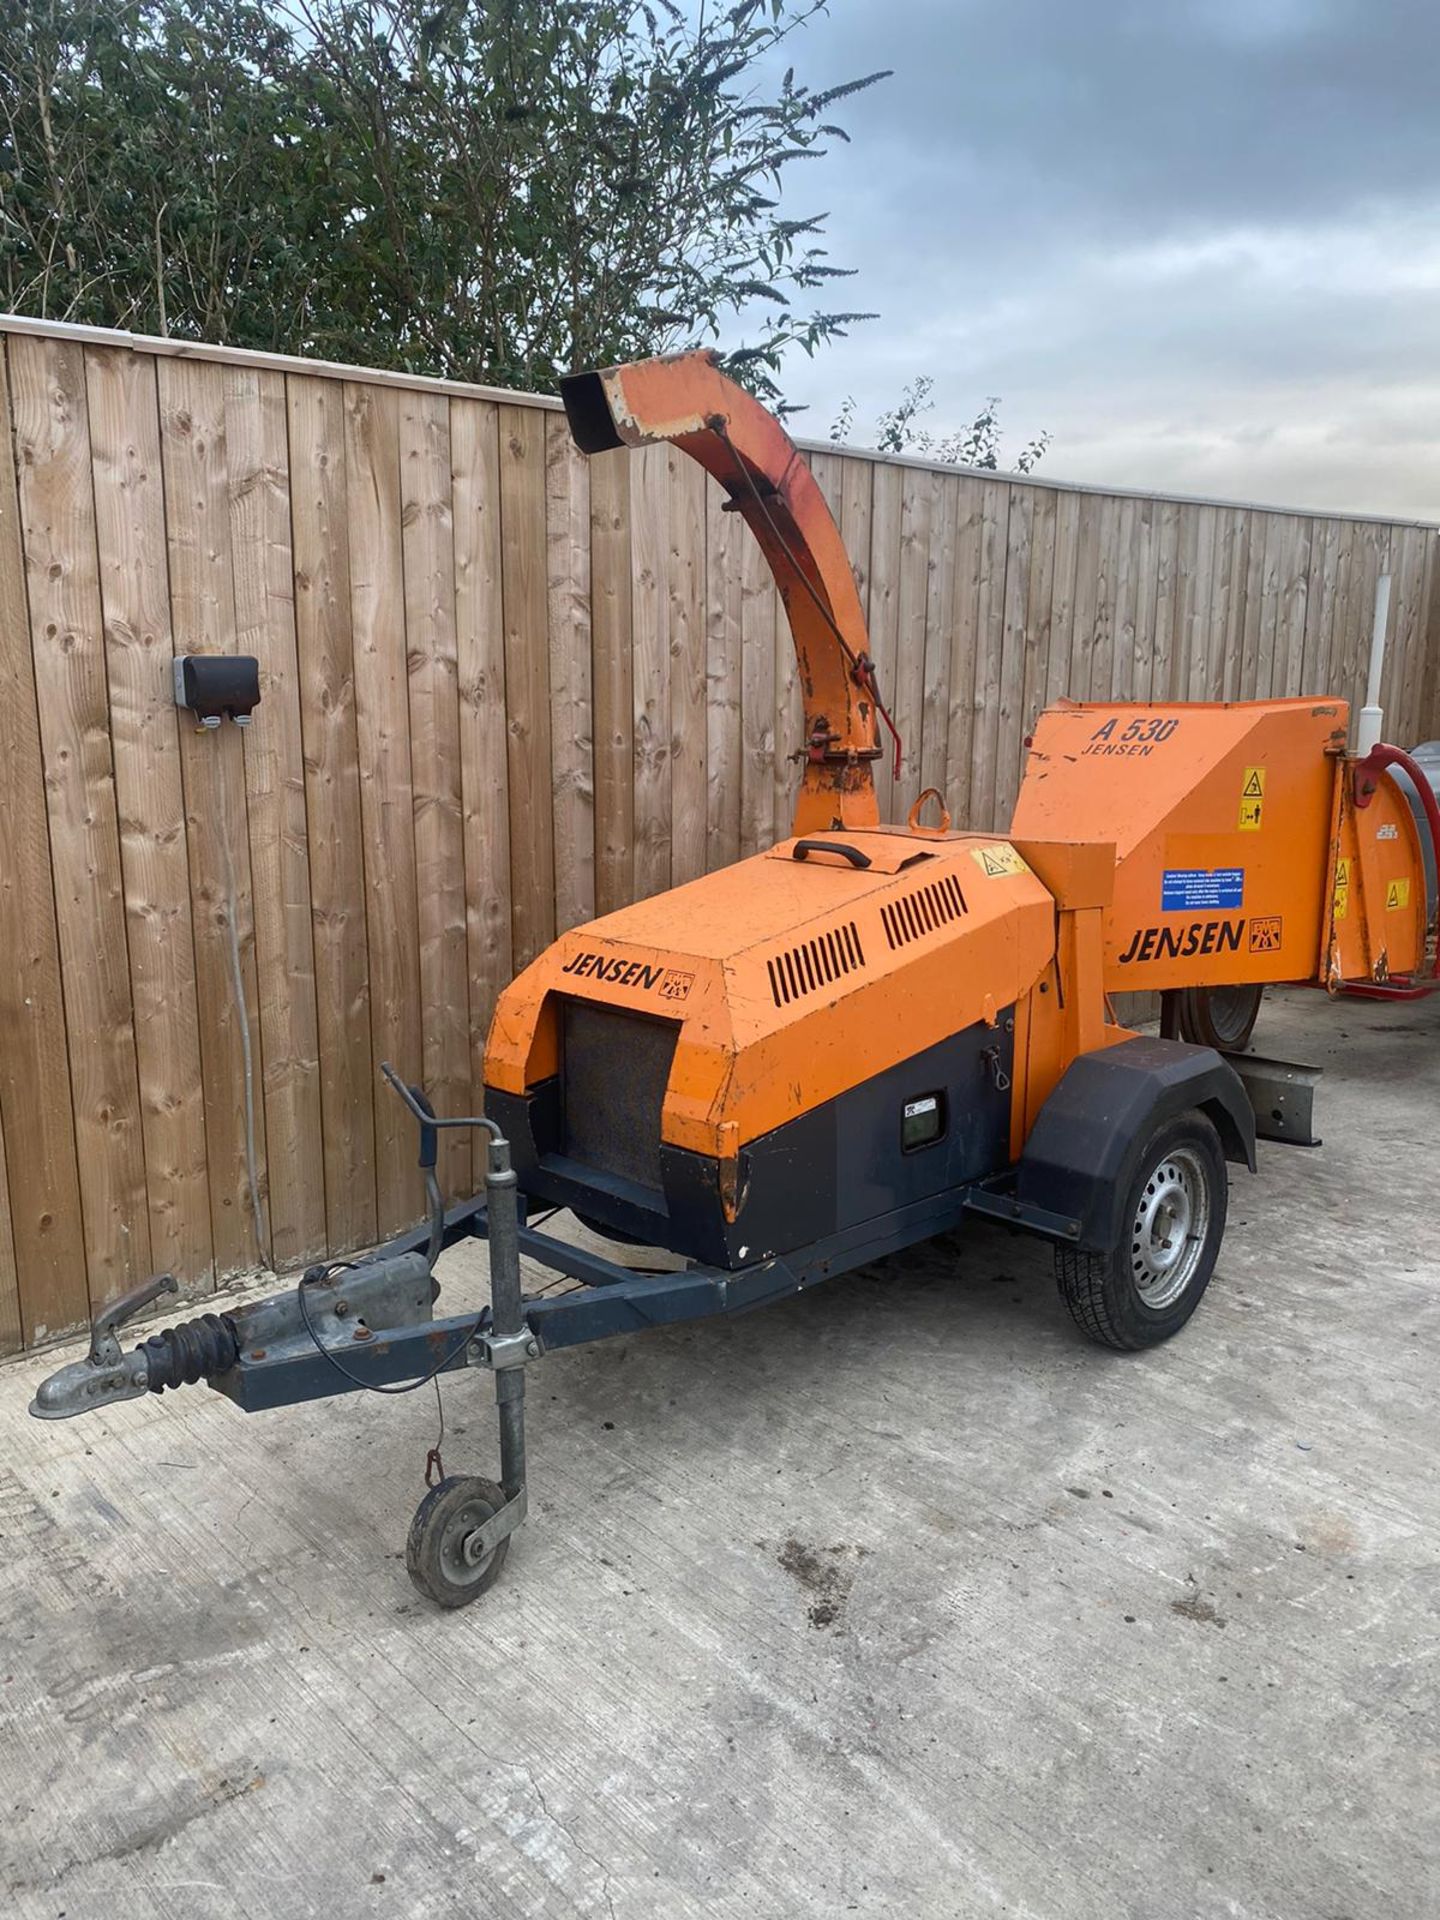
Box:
[1350,741,1440,984]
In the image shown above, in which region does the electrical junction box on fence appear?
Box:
[173,654,261,727]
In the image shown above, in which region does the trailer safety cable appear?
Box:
[710,419,905,779]
[296,1267,483,1397]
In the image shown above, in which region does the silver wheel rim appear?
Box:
[1130,1145,1210,1310]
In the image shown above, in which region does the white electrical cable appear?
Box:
[212,736,270,1269]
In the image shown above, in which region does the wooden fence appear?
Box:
[0,314,1436,1353]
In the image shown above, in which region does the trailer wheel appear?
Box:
[1162,983,1263,1052]
[406,1475,511,1608]
[1055,1109,1228,1351]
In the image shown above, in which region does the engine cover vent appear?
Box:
[881,873,968,950]
[766,922,866,1008]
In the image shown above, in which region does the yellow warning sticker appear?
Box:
[1237,764,1265,830]
[1333,858,1350,921]
[971,842,1029,879]
[1386,877,1412,910]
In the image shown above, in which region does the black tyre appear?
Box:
[406,1475,511,1608]
[1162,982,1264,1052]
[1055,1108,1228,1351]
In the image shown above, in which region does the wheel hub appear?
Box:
[441,1499,497,1583]
[1131,1148,1209,1309]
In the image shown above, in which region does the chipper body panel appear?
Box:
[1011,697,1431,994]
[27,346,1440,1611]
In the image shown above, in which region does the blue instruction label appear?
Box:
[1162,867,1244,912]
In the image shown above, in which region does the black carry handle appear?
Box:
[409,1085,438,1171]
[792,839,871,869]
[380,1062,500,1167]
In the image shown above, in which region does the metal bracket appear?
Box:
[469,1327,541,1370]
[1223,1051,1323,1147]
[461,1487,528,1565]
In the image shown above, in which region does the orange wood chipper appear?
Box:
[30,352,1440,1607]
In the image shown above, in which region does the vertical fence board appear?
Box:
[1393,529,1428,733]
[86,346,213,1289]
[1019,486,1058,745]
[498,404,555,964]
[453,399,513,1128]
[12,333,152,1304]
[401,391,468,1198]
[1043,490,1082,708]
[920,473,959,804]
[0,340,87,1344]
[994,486,1035,823]
[668,449,707,880]
[867,464,903,822]
[1122,497,1156,700]
[738,507,777,858]
[1065,493,1104,706]
[945,482,984,824]
[590,450,634,912]
[631,440,671,896]
[344,382,422,1234]
[286,372,376,1255]
[226,366,327,1270]
[704,473,742,865]
[891,466,932,823]
[968,479,1013,830]
[161,356,271,1275]
[1087,494,1122,701]
[546,416,595,928]
[0,1114,18,1351]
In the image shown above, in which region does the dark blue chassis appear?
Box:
[214,1176,1080,1414]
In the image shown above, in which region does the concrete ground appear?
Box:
[1,987,1437,1920]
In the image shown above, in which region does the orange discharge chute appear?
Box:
[561,351,887,836]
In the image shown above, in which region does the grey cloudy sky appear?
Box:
[762,0,1440,520]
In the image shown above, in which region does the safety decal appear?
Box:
[971,843,1029,879]
[1377,823,1399,842]
[1162,867,1244,912]
[1332,858,1350,921]
[1249,916,1283,953]
[660,969,695,1000]
[1386,878,1412,911]
[1237,765,1265,832]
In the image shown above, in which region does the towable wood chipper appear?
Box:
[30,352,1440,1607]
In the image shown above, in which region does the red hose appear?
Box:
[1351,742,1440,979]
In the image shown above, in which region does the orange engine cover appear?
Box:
[485,828,1056,1161]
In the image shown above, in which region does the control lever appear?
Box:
[379,1063,501,1272]
[89,1273,179,1366]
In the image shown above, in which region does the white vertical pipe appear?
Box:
[1356,571,1391,755]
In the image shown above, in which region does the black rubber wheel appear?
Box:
[406,1475,511,1608]
[1055,1108,1228,1351]
[1162,983,1264,1052]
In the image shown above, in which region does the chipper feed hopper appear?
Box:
[30,352,1440,1608]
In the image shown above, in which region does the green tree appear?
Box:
[832,376,1051,474]
[0,0,887,398]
